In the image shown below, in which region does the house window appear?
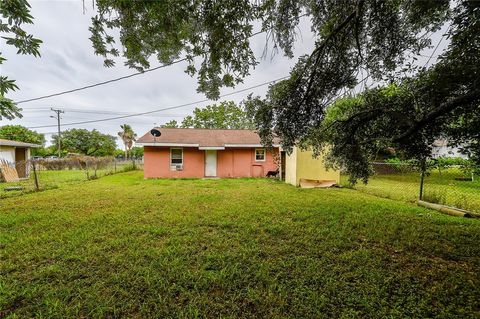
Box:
[255,148,266,162]
[170,148,183,166]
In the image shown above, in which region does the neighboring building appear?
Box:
[137,127,340,184]
[0,139,41,178]
[431,138,468,159]
[281,147,340,187]
[136,128,280,178]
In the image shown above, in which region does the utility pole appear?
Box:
[50,108,64,157]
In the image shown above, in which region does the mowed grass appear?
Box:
[1,172,479,318]
[343,169,480,213]
[0,163,136,199]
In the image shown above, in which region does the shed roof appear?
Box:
[136,128,279,148]
[0,139,41,148]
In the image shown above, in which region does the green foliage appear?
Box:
[0,0,42,119]
[0,160,137,198]
[90,0,264,99]
[2,173,480,317]
[180,101,254,129]
[113,149,125,158]
[422,190,447,206]
[130,146,144,159]
[117,124,137,158]
[161,120,179,128]
[342,167,480,213]
[52,129,116,156]
[89,0,451,102]
[245,2,479,184]
[0,124,45,145]
[285,49,479,184]
[3,1,478,180]
[384,156,479,178]
[33,145,58,157]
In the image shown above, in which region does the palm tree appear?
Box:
[118,124,137,159]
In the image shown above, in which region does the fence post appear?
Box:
[419,159,426,201]
[114,158,117,173]
[132,158,136,170]
[32,160,39,191]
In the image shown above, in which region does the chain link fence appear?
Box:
[0,156,142,199]
[341,162,480,214]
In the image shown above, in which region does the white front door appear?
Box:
[205,150,217,177]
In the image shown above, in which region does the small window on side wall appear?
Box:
[255,148,266,162]
[170,148,183,165]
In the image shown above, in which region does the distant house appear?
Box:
[136,128,279,178]
[0,139,41,178]
[431,139,468,159]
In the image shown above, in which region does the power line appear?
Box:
[423,25,450,68]
[15,58,188,104]
[27,76,289,129]
[14,14,308,105]
[28,73,375,131]
[21,108,188,117]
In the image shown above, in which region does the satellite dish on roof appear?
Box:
[150,129,161,144]
[150,129,161,137]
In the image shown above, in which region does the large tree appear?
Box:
[311,57,480,184]
[244,1,480,182]
[3,1,479,181]
[0,124,45,146]
[52,129,116,156]
[89,0,451,99]
[181,101,254,129]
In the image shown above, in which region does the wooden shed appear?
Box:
[0,139,41,179]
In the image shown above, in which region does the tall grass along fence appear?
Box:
[341,161,480,214]
[0,156,142,199]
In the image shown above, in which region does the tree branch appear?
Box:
[297,8,358,90]
[392,89,480,143]
[354,0,364,62]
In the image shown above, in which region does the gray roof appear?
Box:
[0,138,41,148]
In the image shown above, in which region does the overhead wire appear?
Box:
[26,72,375,130]
[423,25,450,68]
[15,14,308,105]
[21,108,188,117]
[14,58,188,104]
[27,75,289,129]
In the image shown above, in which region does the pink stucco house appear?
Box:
[136,128,280,178]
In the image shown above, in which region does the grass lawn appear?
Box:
[343,169,480,213]
[1,171,479,318]
[0,162,135,199]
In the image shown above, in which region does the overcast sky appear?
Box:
[1,0,446,148]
